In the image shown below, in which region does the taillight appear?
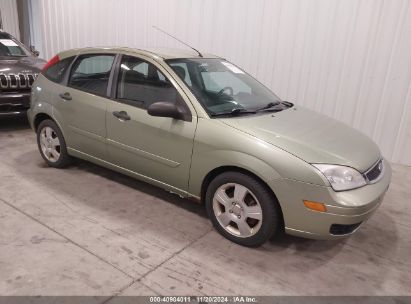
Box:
[41,54,60,73]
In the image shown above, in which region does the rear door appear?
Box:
[105,54,197,193]
[56,53,116,159]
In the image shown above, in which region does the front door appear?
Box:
[106,55,197,193]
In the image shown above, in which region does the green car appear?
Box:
[28,47,391,247]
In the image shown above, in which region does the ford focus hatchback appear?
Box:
[28,47,391,247]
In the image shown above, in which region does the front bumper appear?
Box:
[0,91,31,115]
[270,160,392,240]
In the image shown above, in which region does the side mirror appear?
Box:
[30,45,39,57]
[147,101,184,120]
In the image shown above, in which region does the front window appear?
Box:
[0,33,29,57]
[116,55,181,109]
[166,58,286,116]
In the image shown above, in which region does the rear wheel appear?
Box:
[37,119,71,168]
[205,172,282,247]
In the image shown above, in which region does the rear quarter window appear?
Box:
[44,56,75,83]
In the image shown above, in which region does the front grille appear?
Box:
[330,223,362,235]
[0,103,30,113]
[364,159,383,183]
[18,74,27,87]
[0,74,7,87]
[9,74,17,87]
[0,73,38,90]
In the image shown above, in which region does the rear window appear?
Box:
[44,56,74,83]
[68,54,115,96]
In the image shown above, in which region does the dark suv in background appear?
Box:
[0,30,45,115]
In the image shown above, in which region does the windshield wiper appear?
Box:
[210,101,292,117]
[255,101,282,112]
[210,108,256,117]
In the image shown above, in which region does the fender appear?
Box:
[187,118,328,200]
[29,102,67,141]
[189,149,282,198]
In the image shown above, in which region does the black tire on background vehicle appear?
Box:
[36,119,71,168]
[205,171,282,247]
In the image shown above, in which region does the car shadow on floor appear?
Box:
[75,158,350,250]
[0,115,30,131]
[13,148,399,259]
[58,156,208,218]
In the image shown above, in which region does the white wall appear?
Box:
[0,0,20,39]
[30,0,411,166]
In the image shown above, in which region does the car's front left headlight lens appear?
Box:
[312,164,366,191]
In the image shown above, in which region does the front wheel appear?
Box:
[37,119,71,168]
[205,172,282,247]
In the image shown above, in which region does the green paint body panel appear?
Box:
[28,47,391,240]
[220,107,380,172]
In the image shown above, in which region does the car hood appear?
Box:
[0,56,46,73]
[220,106,380,173]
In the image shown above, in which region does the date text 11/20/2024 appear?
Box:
[149,296,258,303]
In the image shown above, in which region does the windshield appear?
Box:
[0,33,28,57]
[166,58,283,116]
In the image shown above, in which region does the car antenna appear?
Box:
[152,25,203,57]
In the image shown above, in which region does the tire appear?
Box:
[36,119,71,168]
[205,172,282,247]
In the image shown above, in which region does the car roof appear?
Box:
[0,30,13,38]
[57,47,220,60]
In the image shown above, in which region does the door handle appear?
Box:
[59,92,72,101]
[112,111,131,121]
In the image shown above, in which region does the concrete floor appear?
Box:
[0,116,410,298]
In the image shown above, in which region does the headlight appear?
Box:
[312,164,366,191]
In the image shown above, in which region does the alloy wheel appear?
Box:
[212,183,263,238]
[39,126,61,163]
